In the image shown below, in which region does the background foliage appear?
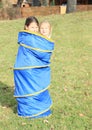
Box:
[0,11,92,130]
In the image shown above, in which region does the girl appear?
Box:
[24,16,39,32]
[14,16,54,118]
[40,21,52,38]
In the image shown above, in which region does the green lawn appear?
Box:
[0,11,92,130]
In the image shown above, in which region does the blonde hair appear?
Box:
[40,20,52,38]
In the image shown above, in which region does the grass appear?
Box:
[0,11,92,130]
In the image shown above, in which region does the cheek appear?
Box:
[46,29,50,34]
[36,28,39,32]
[48,29,51,34]
[40,29,43,33]
[27,26,31,31]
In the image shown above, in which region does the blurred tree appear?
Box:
[17,0,23,6]
[66,0,77,13]
[40,0,49,6]
[32,0,41,6]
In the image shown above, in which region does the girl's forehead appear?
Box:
[40,23,50,27]
[30,22,38,25]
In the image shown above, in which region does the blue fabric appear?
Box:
[17,90,52,118]
[14,32,54,68]
[14,67,50,96]
[13,31,54,118]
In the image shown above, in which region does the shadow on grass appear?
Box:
[0,81,17,113]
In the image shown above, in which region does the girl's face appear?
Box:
[25,22,39,32]
[40,23,51,38]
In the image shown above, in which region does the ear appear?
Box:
[25,25,28,30]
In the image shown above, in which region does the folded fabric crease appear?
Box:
[13,30,54,118]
